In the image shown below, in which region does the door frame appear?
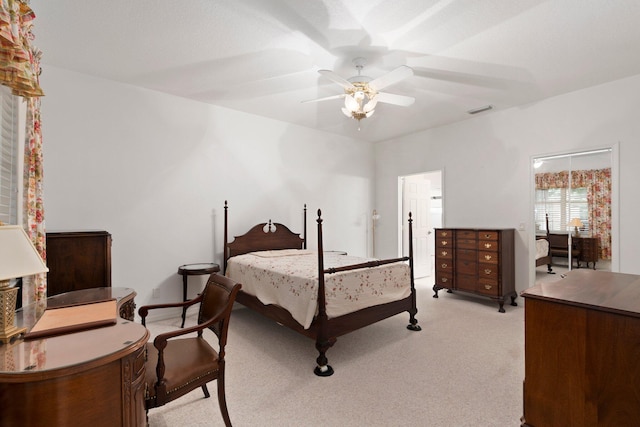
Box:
[529,143,619,285]
[398,170,443,279]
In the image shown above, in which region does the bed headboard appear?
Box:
[223,201,306,273]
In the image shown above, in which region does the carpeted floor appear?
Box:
[145,262,593,426]
[145,275,544,427]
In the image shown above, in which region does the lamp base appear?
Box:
[0,284,25,344]
[0,325,27,344]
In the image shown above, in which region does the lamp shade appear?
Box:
[0,225,48,281]
[568,218,584,228]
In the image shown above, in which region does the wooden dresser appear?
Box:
[433,228,516,312]
[521,270,640,426]
[46,231,112,296]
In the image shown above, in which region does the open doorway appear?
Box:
[398,171,443,279]
[532,146,617,283]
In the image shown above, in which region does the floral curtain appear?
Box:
[535,168,612,260]
[1,0,46,303]
[23,96,45,303]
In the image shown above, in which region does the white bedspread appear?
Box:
[536,239,549,260]
[226,250,411,329]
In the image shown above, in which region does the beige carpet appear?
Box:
[144,276,546,427]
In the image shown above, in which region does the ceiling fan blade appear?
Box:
[318,69,355,89]
[369,65,413,91]
[375,92,415,107]
[301,94,345,104]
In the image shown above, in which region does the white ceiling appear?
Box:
[30,0,640,142]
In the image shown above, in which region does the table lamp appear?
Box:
[569,218,583,238]
[0,225,49,343]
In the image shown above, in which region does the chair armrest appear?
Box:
[139,293,204,325]
[152,310,224,349]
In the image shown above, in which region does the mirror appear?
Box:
[533,148,613,277]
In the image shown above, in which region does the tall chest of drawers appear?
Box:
[433,228,516,312]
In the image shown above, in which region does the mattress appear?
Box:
[536,239,549,260]
[226,249,411,329]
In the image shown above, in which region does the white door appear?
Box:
[402,174,433,278]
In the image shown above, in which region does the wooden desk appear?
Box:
[0,288,149,427]
[521,270,640,426]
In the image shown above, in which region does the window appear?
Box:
[535,187,589,233]
[0,85,19,224]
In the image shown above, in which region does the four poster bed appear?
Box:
[222,201,421,376]
[535,214,554,273]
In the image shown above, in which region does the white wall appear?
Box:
[40,66,374,319]
[375,73,640,293]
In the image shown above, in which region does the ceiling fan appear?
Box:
[304,57,415,127]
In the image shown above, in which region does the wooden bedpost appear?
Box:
[223,201,228,274]
[303,204,307,249]
[314,209,335,376]
[406,212,421,331]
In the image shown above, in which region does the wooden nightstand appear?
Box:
[177,263,220,327]
[575,236,599,269]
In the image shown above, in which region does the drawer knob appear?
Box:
[440,250,448,256]
[484,284,492,290]
[441,277,448,283]
[484,269,492,275]
[484,254,493,261]
[442,232,448,237]
[441,263,448,268]
[484,243,493,249]
[442,241,448,246]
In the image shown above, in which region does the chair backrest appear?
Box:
[198,273,241,349]
[547,233,569,250]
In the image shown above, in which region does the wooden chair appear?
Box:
[139,273,241,427]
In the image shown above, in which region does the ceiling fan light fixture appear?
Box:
[344,94,359,112]
[363,98,377,112]
[310,58,414,128]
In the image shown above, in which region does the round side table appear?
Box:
[177,263,220,327]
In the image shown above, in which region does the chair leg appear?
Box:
[201,384,210,398]
[217,370,232,427]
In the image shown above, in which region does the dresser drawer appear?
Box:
[478,251,499,264]
[458,259,477,275]
[478,264,499,280]
[436,237,455,248]
[457,230,476,239]
[477,278,499,296]
[435,229,454,239]
[456,274,477,292]
[435,247,453,259]
[456,248,476,261]
[457,238,477,250]
[478,240,499,251]
[436,259,454,273]
[435,272,454,288]
[478,230,499,241]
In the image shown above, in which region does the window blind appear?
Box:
[535,187,589,233]
[0,86,19,225]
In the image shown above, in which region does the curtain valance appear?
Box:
[0,0,43,97]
